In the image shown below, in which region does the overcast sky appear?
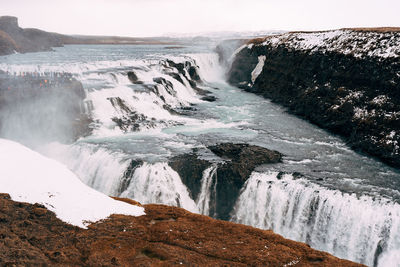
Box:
[2,0,400,37]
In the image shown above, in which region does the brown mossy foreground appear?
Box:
[0,193,363,266]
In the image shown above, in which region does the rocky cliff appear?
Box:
[0,193,363,266]
[169,143,282,220]
[228,28,400,168]
[0,16,64,55]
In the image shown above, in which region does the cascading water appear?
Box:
[40,142,131,196]
[41,142,199,212]
[120,162,198,213]
[231,171,400,266]
[186,53,225,82]
[196,164,218,216]
[3,43,400,266]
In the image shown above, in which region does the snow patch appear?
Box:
[371,95,389,106]
[256,30,400,59]
[0,139,145,228]
[251,55,266,83]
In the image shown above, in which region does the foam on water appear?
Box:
[120,162,199,213]
[196,164,218,216]
[187,53,225,82]
[4,44,400,266]
[231,171,400,267]
[40,142,131,196]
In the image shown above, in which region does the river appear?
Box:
[1,42,399,266]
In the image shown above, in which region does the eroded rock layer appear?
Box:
[170,143,282,220]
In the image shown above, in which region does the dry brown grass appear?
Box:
[342,27,400,33]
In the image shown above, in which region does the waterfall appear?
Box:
[187,53,225,83]
[40,142,131,196]
[120,162,199,213]
[196,164,218,216]
[41,143,198,213]
[231,171,400,267]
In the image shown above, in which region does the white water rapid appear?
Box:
[1,43,400,267]
[231,172,400,266]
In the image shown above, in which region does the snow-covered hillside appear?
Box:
[0,138,145,228]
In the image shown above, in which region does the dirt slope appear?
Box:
[0,193,363,266]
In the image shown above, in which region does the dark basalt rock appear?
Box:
[188,66,201,82]
[108,96,156,132]
[118,160,143,194]
[166,60,185,74]
[153,77,176,97]
[169,154,211,201]
[208,143,282,180]
[229,39,400,168]
[165,72,184,85]
[209,143,282,220]
[169,143,282,220]
[201,95,217,102]
[165,59,202,88]
[127,71,143,84]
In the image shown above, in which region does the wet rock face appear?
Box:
[165,59,202,87]
[169,153,211,201]
[208,143,282,173]
[170,143,282,220]
[0,193,363,266]
[127,71,143,84]
[0,72,92,144]
[200,95,217,102]
[210,143,282,220]
[108,96,156,132]
[118,160,143,194]
[229,31,400,168]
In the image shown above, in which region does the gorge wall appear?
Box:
[227,28,400,168]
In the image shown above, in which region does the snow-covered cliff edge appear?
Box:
[0,138,145,228]
[228,28,400,168]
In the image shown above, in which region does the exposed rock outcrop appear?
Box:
[170,143,282,220]
[0,16,64,55]
[127,71,142,84]
[0,193,363,266]
[165,59,202,89]
[228,29,400,168]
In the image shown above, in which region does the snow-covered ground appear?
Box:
[249,29,400,58]
[0,138,145,228]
